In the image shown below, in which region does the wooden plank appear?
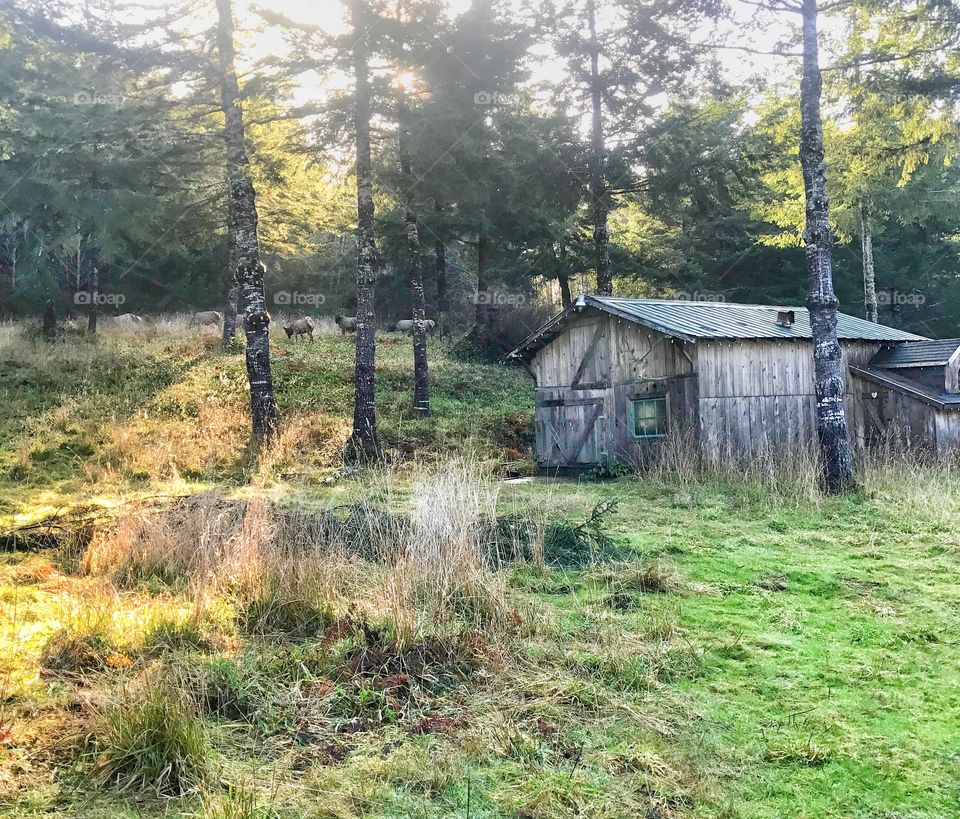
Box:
[570,322,605,388]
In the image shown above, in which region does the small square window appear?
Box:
[630,396,668,439]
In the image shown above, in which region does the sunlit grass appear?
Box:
[2,318,960,817]
[0,319,534,525]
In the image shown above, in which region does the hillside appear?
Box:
[0,322,534,525]
[2,321,960,818]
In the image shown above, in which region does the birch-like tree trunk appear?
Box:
[345,0,381,460]
[221,203,239,345]
[860,202,878,323]
[399,104,430,417]
[434,200,447,337]
[588,0,611,296]
[216,0,278,441]
[799,0,855,492]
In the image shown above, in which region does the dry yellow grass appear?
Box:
[81,460,521,646]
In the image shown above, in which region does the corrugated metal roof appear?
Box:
[506,296,927,360]
[869,338,960,369]
[590,297,926,342]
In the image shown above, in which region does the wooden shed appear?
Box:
[505,295,960,469]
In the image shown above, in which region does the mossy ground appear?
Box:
[1,322,959,817]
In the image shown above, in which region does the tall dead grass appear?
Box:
[858,432,960,520]
[643,426,960,513]
[384,460,510,640]
[82,461,520,645]
[643,427,821,506]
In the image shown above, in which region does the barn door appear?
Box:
[536,392,606,467]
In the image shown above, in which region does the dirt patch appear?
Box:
[407,714,468,735]
[338,631,488,693]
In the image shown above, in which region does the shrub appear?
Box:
[91,679,208,796]
[543,499,620,567]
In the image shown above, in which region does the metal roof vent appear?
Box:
[776,309,795,327]
[574,295,588,310]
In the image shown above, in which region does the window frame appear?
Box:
[629,394,669,440]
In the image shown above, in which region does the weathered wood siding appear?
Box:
[535,388,607,467]
[697,339,879,459]
[524,311,960,467]
[530,312,698,467]
[853,372,960,455]
[934,411,960,451]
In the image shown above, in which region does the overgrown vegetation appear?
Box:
[3,323,960,817]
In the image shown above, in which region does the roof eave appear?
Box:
[851,365,960,412]
[503,301,584,362]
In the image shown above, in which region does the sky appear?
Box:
[226,0,841,107]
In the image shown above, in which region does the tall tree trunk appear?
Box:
[399,103,430,417]
[87,255,99,333]
[221,203,240,346]
[588,0,611,297]
[799,0,854,493]
[860,202,878,323]
[345,0,381,461]
[434,200,447,337]
[42,304,56,340]
[476,214,490,346]
[216,0,278,442]
[558,271,572,308]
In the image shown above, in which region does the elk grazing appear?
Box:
[392,318,436,334]
[335,314,358,334]
[283,316,316,341]
[190,310,223,328]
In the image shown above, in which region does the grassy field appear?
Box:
[2,320,959,818]
[0,321,533,525]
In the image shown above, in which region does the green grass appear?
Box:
[1,321,959,816]
[0,323,533,524]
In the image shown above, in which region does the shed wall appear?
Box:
[524,312,954,467]
[530,313,698,467]
[697,339,879,458]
